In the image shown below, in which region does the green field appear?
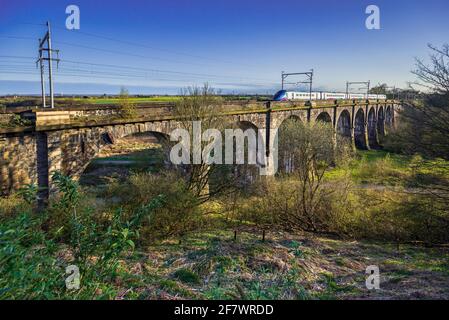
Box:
[0,95,268,109]
[70,96,182,105]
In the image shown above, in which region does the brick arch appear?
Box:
[276,116,303,174]
[270,110,304,129]
[275,114,302,128]
[377,106,385,136]
[234,120,264,156]
[234,114,265,129]
[354,108,367,149]
[273,114,302,153]
[337,109,351,140]
[385,105,394,128]
[367,107,378,147]
[236,120,259,131]
[316,111,332,123]
[229,120,263,183]
[61,121,177,180]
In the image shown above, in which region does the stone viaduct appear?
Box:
[0,99,398,198]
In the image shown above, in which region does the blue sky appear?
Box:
[0,0,448,95]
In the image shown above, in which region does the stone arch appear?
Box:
[286,114,301,122]
[354,109,368,149]
[337,110,351,141]
[62,122,174,182]
[386,105,394,128]
[277,116,302,174]
[316,112,332,123]
[276,114,302,128]
[377,106,385,137]
[233,120,263,163]
[235,114,265,130]
[231,120,262,185]
[236,120,260,131]
[367,107,378,147]
[272,111,303,129]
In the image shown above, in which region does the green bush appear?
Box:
[173,268,201,284]
[0,195,30,218]
[0,172,165,299]
[109,171,203,243]
[0,213,63,299]
[118,88,137,119]
[345,189,449,244]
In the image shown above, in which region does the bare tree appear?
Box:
[276,120,352,232]
[170,84,235,203]
[413,44,449,94]
[385,44,449,210]
[390,44,449,159]
[370,83,388,94]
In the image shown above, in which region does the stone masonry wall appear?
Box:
[0,133,38,195]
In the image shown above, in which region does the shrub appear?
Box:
[354,154,405,184]
[173,268,201,284]
[347,189,449,244]
[112,171,203,243]
[118,87,137,119]
[274,120,354,232]
[0,172,167,299]
[0,195,30,218]
[0,213,63,299]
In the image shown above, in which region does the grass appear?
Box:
[0,95,269,107]
[3,130,449,300]
[107,229,449,300]
[325,150,449,187]
[173,268,201,284]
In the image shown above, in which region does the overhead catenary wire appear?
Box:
[0,69,275,89]
[0,59,277,85]
[0,31,259,70]
[48,24,258,68]
[0,52,277,84]
[0,28,278,90]
[0,64,278,86]
[0,37,275,82]
[0,35,219,68]
[16,22,257,68]
[0,69,277,87]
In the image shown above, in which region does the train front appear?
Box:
[273,90,288,101]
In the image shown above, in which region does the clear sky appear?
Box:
[0,0,448,95]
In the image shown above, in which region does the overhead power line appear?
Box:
[50,25,257,68]
[15,22,255,68]
[0,36,271,81]
[53,40,212,67]
[0,55,36,60]
[0,26,278,91]
[0,35,215,68]
[0,53,276,83]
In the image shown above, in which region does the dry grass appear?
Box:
[106,227,449,300]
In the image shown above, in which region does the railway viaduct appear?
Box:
[0,99,398,197]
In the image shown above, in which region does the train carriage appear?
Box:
[273,90,387,101]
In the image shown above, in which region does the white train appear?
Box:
[273,90,386,101]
